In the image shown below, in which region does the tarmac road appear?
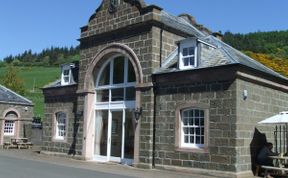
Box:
[0,154,134,178]
[0,149,224,178]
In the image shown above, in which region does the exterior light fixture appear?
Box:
[243,90,248,100]
[134,107,143,123]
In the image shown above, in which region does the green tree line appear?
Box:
[1,46,80,67]
[223,30,288,59]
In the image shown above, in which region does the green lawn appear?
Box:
[0,66,60,118]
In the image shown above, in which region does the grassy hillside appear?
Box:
[0,66,60,118]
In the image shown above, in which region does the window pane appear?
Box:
[99,64,110,86]
[195,118,200,126]
[200,118,204,126]
[196,136,201,144]
[113,57,124,84]
[63,69,69,75]
[64,76,69,83]
[201,136,204,144]
[126,87,135,100]
[184,136,189,143]
[196,128,200,135]
[183,118,188,125]
[95,110,108,156]
[128,60,136,83]
[189,118,193,125]
[189,47,195,55]
[190,128,194,134]
[190,136,194,143]
[125,110,135,159]
[111,88,124,101]
[189,57,195,66]
[183,111,189,117]
[184,127,188,134]
[183,48,188,56]
[183,57,189,66]
[96,90,109,102]
[195,110,200,117]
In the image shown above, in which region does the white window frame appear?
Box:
[4,120,15,136]
[179,39,197,70]
[55,112,66,140]
[61,66,71,86]
[180,108,205,149]
[95,55,136,109]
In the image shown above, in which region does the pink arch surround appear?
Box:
[83,43,143,91]
[2,108,20,119]
[81,43,142,161]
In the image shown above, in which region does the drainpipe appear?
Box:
[152,77,157,168]
[159,28,163,68]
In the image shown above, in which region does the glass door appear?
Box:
[110,111,123,162]
[94,109,134,164]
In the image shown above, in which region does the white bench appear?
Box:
[261,165,288,177]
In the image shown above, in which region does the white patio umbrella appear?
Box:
[258,111,288,124]
[258,111,288,153]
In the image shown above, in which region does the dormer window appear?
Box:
[179,38,197,70]
[61,64,75,86]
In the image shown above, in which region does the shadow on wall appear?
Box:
[250,128,267,175]
[68,101,80,156]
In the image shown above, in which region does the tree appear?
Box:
[1,64,26,95]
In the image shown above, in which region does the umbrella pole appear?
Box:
[286,124,288,154]
[280,126,282,154]
[275,126,278,153]
[284,125,286,154]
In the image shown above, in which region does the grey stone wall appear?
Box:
[42,99,83,156]
[235,78,288,172]
[78,0,185,166]
[154,80,237,172]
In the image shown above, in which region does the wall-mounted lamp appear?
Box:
[243,90,248,100]
[134,107,143,123]
[24,107,28,112]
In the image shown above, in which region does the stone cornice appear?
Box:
[236,71,288,92]
[79,20,190,49]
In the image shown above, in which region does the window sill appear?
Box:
[175,146,209,153]
[52,138,66,143]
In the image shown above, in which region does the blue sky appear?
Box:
[0,0,287,60]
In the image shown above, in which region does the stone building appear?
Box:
[0,85,33,144]
[42,0,288,177]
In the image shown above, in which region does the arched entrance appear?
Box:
[81,43,143,164]
[94,55,136,164]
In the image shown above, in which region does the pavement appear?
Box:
[0,147,232,178]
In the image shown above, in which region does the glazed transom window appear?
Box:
[96,56,136,103]
[181,108,205,148]
[4,120,15,136]
[55,112,66,140]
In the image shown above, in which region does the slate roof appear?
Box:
[155,12,288,81]
[0,85,33,106]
